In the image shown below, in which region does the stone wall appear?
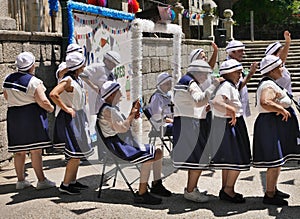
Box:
[0,32,226,165]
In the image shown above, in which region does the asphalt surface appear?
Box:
[0,93,300,219]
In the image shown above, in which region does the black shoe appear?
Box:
[263,193,288,206]
[275,189,290,199]
[219,189,246,203]
[150,179,172,197]
[59,183,81,195]
[134,192,162,205]
[70,181,89,190]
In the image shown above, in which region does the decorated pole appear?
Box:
[59,0,69,59]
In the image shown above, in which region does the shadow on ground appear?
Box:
[3,173,299,218]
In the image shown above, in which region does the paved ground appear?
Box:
[0,93,300,219]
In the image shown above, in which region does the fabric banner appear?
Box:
[74,12,133,114]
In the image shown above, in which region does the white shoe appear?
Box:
[16,180,31,190]
[36,178,56,190]
[184,187,209,203]
[198,188,208,195]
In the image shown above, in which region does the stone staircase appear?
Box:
[241,40,300,92]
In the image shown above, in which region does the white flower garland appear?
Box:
[131,18,182,143]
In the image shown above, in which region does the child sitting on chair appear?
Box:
[148,72,173,135]
[97,81,171,205]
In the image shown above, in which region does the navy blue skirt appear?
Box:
[172,113,211,169]
[253,107,300,168]
[103,132,155,164]
[209,116,251,171]
[53,109,94,159]
[7,103,52,152]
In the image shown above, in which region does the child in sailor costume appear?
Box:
[148,72,173,135]
[97,81,171,205]
[253,55,300,206]
[172,60,220,203]
[3,52,56,190]
[209,59,251,203]
[50,52,94,195]
[225,40,258,117]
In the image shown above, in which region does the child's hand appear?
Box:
[130,99,141,118]
[225,105,236,126]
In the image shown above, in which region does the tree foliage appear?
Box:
[233,0,300,26]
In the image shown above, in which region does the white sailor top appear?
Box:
[148,89,173,130]
[98,104,132,138]
[3,72,45,107]
[256,78,292,113]
[212,80,243,118]
[173,74,218,119]
[55,75,86,116]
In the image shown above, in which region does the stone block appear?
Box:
[181,43,188,56]
[45,44,61,62]
[157,45,168,57]
[148,44,156,57]
[147,73,157,90]
[23,43,41,60]
[142,45,149,57]
[142,57,151,74]
[151,58,160,72]
[160,57,170,72]
[167,46,173,56]
[0,94,7,121]
[0,17,16,30]
[0,64,14,93]
[142,73,148,90]
[2,42,22,63]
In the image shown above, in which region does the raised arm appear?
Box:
[208,42,218,69]
[280,30,291,63]
[239,62,258,91]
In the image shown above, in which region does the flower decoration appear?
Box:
[128,0,140,14]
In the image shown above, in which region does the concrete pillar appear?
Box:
[223,9,234,41]
[0,0,16,30]
[202,3,214,41]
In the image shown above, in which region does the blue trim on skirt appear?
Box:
[253,107,300,168]
[7,103,52,152]
[102,129,155,164]
[209,116,251,171]
[53,109,94,158]
[172,113,211,170]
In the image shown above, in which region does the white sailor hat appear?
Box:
[189,48,204,63]
[157,72,172,86]
[66,52,86,71]
[101,81,121,100]
[16,52,35,72]
[187,59,212,74]
[265,41,282,55]
[259,55,282,75]
[55,62,67,79]
[66,43,83,54]
[225,40,245,53]
[219,59,243,76]
[103,51,121,65]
